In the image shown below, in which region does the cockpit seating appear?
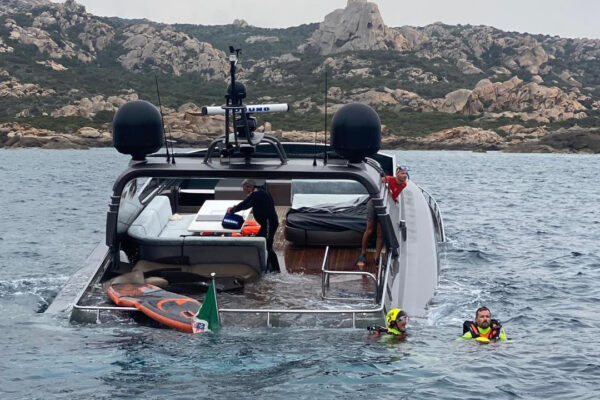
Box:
[126,195,267,280]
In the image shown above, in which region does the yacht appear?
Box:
[46,48,445,330]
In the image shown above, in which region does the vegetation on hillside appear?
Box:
[175,23,318,59]
[1,7,599,139]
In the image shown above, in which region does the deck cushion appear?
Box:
[159,214,196,238]
[183,236,267,275]
[291,179,367,198]
[128,195,172,239]
[286,180,369,246]
[127,196,267,275]
[291,193,367,209]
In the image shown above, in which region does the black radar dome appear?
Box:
[112,100,164,161]
[227,81,246,101]
[331,103,381,163]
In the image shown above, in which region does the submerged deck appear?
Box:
[70,192,389,330]
[272,206,379,275]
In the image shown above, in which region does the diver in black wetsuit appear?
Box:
[228,179,281,273]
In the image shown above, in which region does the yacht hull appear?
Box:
[46,242,109,322]
[391,182,440,317]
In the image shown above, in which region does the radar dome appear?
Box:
[330,103,381,162]
[227,81,246,104]
[112,100,164,161]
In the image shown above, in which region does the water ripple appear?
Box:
[1,150,600,399]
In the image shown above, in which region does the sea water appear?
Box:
[1,149,599,399]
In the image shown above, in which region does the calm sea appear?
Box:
[1,149,599,399]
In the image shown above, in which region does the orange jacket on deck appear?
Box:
[232,220,261,237]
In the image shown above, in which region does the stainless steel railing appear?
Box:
[73,250,393,328]
[217,250,393,328]
[321,246,380,303]
[419,186,446,242]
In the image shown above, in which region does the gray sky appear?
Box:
[53,0,600,39]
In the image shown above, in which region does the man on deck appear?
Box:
[356,166,408,269]
[228,179,280,273]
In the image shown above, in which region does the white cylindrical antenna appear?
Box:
[202,103,289,116]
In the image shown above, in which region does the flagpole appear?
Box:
[211,272,220,325]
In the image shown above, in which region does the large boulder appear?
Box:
[0,77,56,98]
[434,76,588,122]
[299,0,410,55]
[499,124,547,144]
[118,24,228,78]
[5,0,115,61]
[419,126,505,150]
[51,93,138,117]
[435,89,482,114]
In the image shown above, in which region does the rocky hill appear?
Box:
[300,0,410,54]
[1,0,599,152]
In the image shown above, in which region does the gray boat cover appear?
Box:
[285,195,369,232]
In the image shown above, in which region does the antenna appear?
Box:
[155,75,170,163]
[229,46,240,106]
[323,69,328,165]
[167,131,176,164]
[223,46,242,159]
[323,67,327,165]
[170,134,176,164]
[313,130,318,166]
[202,46,288,164]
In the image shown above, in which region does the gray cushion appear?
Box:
[159,214,196,238]
[291,194,368,209]
[127,197,267,275]
[291,179,367,198]
[183,236,267,272]
[128,195,172,239]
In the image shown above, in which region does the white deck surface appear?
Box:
[187,200,251,233]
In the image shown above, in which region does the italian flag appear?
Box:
[191,277,220,333]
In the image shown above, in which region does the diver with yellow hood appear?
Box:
[367,308,408,339]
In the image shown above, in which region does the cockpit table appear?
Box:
[187,200,250,234]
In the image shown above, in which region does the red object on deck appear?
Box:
[107,283,200,333]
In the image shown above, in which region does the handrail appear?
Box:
[321,246,379,303]
[419,186,446,242]
[203,134,288,164]
[75,251,394,328]
[74,305,137,312]
[219,249,394,328]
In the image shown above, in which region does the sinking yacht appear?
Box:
[47,47,445,330]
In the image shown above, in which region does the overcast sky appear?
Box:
[54,0,600,39]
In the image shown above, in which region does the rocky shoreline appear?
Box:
[2,0,600,155]
[2,118,598,153]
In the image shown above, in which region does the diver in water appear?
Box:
[460,306,507,342]
[367,308,408,339]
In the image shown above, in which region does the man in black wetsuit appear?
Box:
[227,179,281,273]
